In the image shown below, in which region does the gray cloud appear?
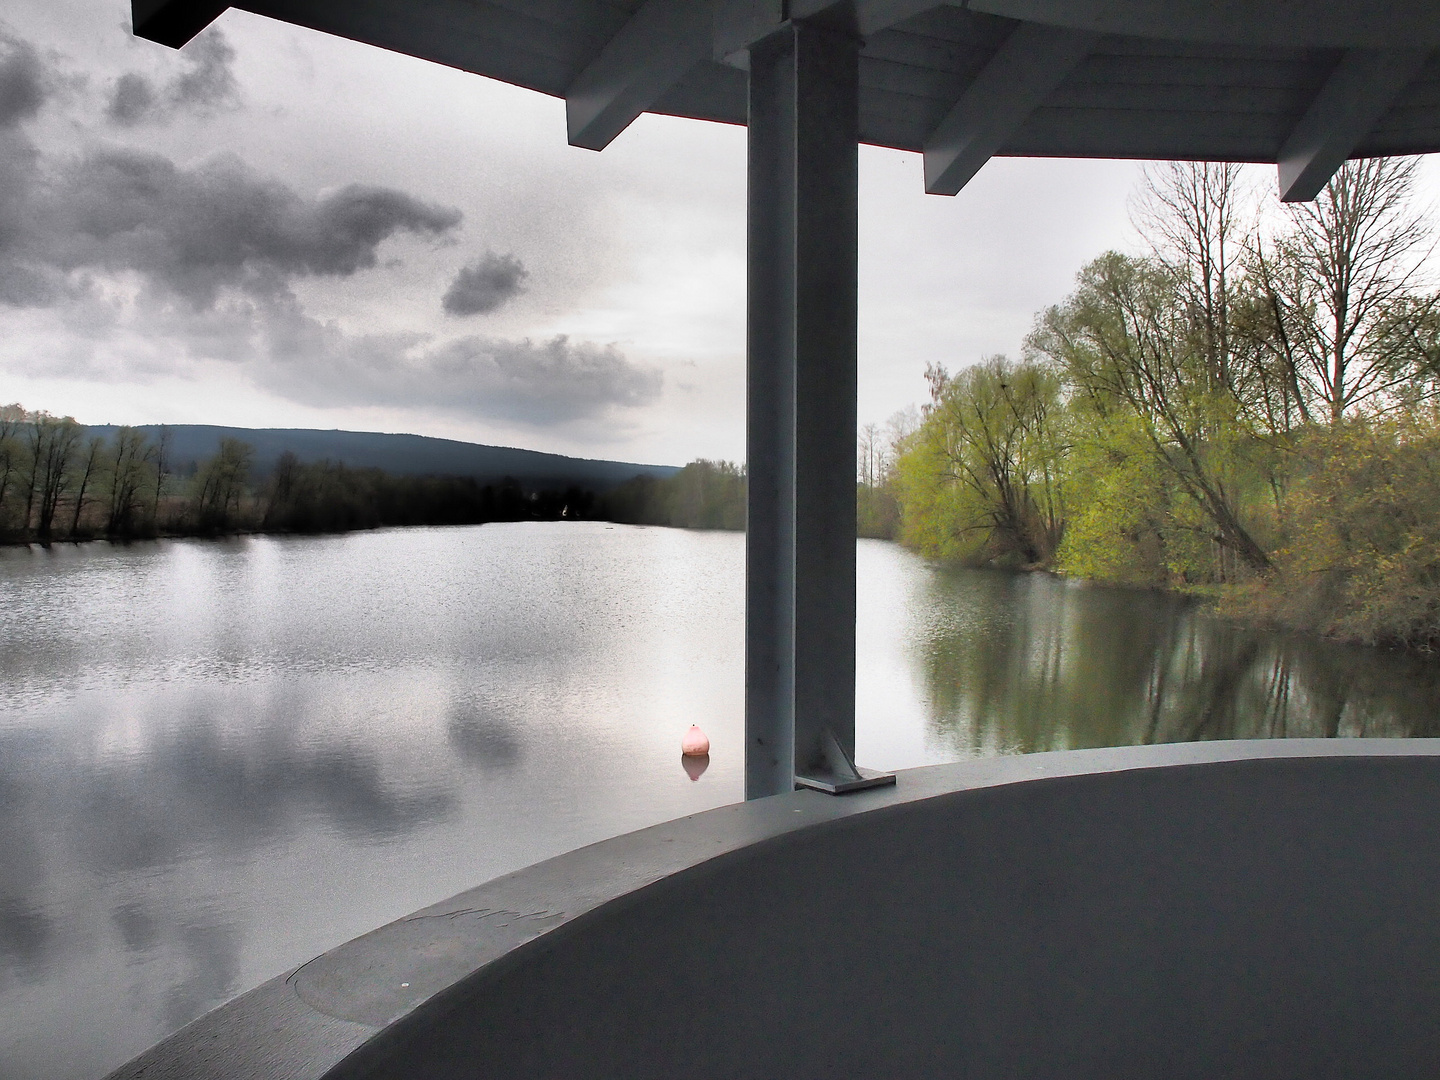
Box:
[0,30,662,433]
[107,29,239,126]
[3,145,462,307]
[0,34,47,129]
[263,303,663,426]
[443,251,527,316]
[105,72,154,125]
[168,32,238,110]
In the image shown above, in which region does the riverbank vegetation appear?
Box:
[875,157,1440,650]
[0,417,602,543]
[598,460,745,530]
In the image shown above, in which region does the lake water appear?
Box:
[3,521,1439,1079]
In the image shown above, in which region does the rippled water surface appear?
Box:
[3,523,1438,1078]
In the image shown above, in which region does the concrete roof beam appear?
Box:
[1277,47,1433,203]
[564,0,715,151]
[967,0,1440,49]
[922,20,1097,196]
[132,0,228,48]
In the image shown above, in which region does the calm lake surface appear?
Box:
[3,521,1439,1078]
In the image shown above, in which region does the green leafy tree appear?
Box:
[1032,251,1271,574]
[895,357,1066,565]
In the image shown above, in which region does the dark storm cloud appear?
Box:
[264,309,664,426]
[0,130,40,295]
[106,71,154,125]
[3,146,462,307]
[0,128,660,427]
[168,32,238,110]
[443,251,527,316]
[447,697,521,768]
[416,335,662,422]
[0,34,47,129]
[0,24,661,431]
[106,29,239,126]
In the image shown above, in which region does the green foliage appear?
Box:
[894,356,1065,566]
[891,159,1440,649]
[856,482,899,539]
[1225,417,1440,649]
[1032,249,1273,574]
[1055,416,1174,586]
[600,460,745,530]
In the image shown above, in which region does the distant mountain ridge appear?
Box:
[85,425,681,492]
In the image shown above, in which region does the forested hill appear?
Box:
[84,425,680,492]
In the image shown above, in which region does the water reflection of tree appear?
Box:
[917,568,1440,757]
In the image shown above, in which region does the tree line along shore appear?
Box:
[871,157,1440,653]
[0,407,746,544]
[5,158,1438,652]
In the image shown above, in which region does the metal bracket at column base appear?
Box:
[794,727,896,794]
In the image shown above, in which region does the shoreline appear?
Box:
[7,519,1434,662]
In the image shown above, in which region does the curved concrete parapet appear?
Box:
[107,739,1440,1079]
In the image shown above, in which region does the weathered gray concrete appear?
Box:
[106,740,1440,1079]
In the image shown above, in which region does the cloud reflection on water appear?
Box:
[446,696,522,770]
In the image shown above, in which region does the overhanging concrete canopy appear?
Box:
[922,20,1097,195]
[1277,47,1434,202]
[137,0,1440,195]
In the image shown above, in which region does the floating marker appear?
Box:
[681,725,710,756]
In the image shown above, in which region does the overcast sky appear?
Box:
[2,2,1435,465]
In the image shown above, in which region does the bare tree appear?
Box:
[193,438,253,530]
[1254,157,1434,422]
[884,406,920,471]
[69,435,105,537]
[262,449,301,528]
[1133,161,1251,395]
[0,403,22,530]
[857,423,882,486]
[106,426,152,536]
[28,415,83,543]
[151,425,172,528]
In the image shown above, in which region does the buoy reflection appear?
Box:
[681,753,710,782]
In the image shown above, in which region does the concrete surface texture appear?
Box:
[106,739,1440,1079]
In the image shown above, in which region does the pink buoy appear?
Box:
[681,725,710,756]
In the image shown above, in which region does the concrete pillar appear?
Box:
[745,19,868,799]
